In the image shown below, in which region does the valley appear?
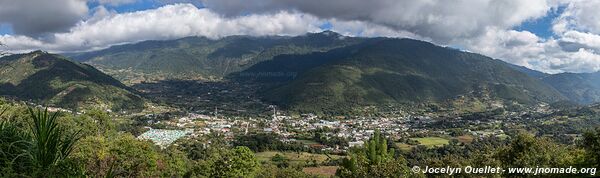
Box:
[2,32,600,177]
[131,80,269,116]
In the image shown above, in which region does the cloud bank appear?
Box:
[202,0,553,43]
[1,4,323,52]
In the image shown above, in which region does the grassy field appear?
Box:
[410,137,450,147]
[395,137,451,151]
[255,151,342,165]
[396,136,473,151]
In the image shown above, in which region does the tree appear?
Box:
[581,128,600,168]
[271,154,290,168]
[336,130,412,178]
[72,134,166,177]
[190,146,261,177]
[496,132,584,176]
[233,133,284,152]
[224,146,261,177]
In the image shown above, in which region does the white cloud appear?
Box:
[1,4,323,52]
[457,25,600,73]
[553,0,600,34]
[201,0,556,43]
[460,28,547,67]
[559,31,600,52]
[471,0,600,73]
[327,19,425,40]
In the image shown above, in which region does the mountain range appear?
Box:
[68,31,362,84]
[504,61,600,105]
[236,38,566,112]
[0,51,143,111]
[4,31,600,112]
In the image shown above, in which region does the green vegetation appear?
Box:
[509,60,600,104]
[2,100,600,177]
[47,31,600,113]
[0,101,318,177]
[64,31,600,113]
[69,31,363,84]
[0,107,83,177]
[542,72,600,104]
[395,143,414,152]
[4,33,600,178]
[496,133,582,171]
[194,146,261,177]
[409,137,450,148]
[244,38,565,113]
[256,151,340,166]
[337,130,413,177]
[581,128,600,168]
[0,51,143,111]
[398,136,471,151]
[296,139,320,145]
[28,108,81,174]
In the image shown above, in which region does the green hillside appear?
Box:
[69,31,363,84]
[542,72,600,104]
[235,38,566,112]
[68,31,590,112]
[507,63,600,105]
[0,51,143,111]
[504,62,549,79]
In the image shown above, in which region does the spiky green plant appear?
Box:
[0,107,6,117]
[0,122,32,174]
[0,107,33,176]
[27,107,81,172]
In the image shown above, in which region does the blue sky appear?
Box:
[86,0,204,13]
[514,6,566,39]
[0,24,13,35]
[88,0,161,13]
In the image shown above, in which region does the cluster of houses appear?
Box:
[136,102,574,150]
[139,111,425,150]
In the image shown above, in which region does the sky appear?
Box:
[1,0,600,74]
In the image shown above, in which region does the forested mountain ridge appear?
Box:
[542,72,600,104]
[69,31,364,84]
[0,51,143,111]
[234,38,566,112]
[505,62,600,104]
[67,31,600,112]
